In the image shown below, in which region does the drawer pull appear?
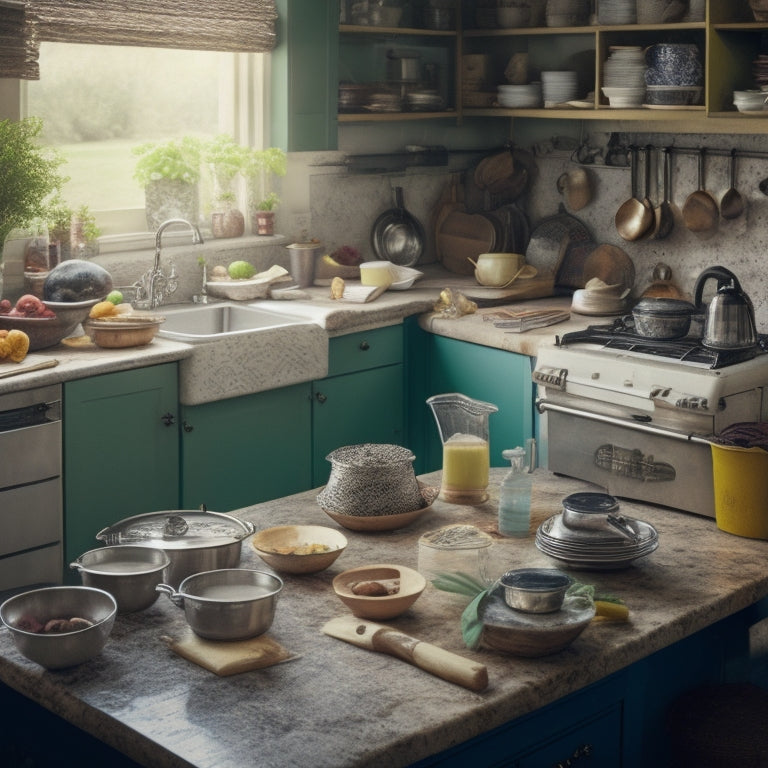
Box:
[161,412,176,427]
[315,392,327,404]
[359,341,370,351]
[182,421,194,433]
[554,743,593,768]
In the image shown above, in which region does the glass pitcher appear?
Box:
[427,393,498,505]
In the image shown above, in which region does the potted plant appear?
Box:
[244,147,286,236]
[132,136,203,230]
[70,204,101,258]
[203,134,248,238]
[0,117,67,252]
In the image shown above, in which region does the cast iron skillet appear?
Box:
[371,186,425,267]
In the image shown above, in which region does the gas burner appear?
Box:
[555,322,767,369]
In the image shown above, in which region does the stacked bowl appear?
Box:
[733,90,768,112]
[541,71,578,106]
[598,0,636,24]
[601,46,646,108]
[497,82,542,108]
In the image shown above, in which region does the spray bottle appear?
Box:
[498,438,535,538]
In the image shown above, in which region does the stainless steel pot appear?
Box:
[156,568,282,640]
[628,297,696,339]
[95,510,255,588]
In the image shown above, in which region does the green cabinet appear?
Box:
[312,325,405,486]
[180,383,312,512]
[406,318,535,475]
[62,363,179,574]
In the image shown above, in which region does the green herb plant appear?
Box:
[132,136,204,186]
[0,117,68,248]
[243,147,286,213]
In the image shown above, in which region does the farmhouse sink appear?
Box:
[158,302,311,343]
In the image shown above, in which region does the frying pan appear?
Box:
[371,186,425,267]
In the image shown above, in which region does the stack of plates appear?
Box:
[753,55,768,88]
[603,47,646,88]
[406,90,445,112]
[541,71,578,107]
[598,0,636,24]
[497,82,542,108]
[535,514,659,570]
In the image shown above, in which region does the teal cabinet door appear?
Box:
[312,363,404,487]
[63,363,179,573]
[180,382,312,512]
[407,322,535,475]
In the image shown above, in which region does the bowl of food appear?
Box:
[155,568,283,641]
[252,525,347,574]
[70,545,171,613]
[0,586,117,669]
[332,564,426,620]
[85,314,165,348]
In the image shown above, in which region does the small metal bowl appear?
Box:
[70,545,171,613]
[500,568,573,614]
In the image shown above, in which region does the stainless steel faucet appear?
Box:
[136,218,204,309]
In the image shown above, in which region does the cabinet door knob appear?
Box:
[161,412,176,427]
[315,392,327,404]
[359,341,370,351]
[182,420,194,433]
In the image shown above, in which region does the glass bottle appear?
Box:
[498,440,534,537]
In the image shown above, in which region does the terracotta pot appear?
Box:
[253,211,276,236]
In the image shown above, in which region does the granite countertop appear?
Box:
[1,469,767,768]
[0,266,586,398]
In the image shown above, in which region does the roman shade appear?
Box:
[1,0,277,79]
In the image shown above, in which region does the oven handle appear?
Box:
[536,399,713,446]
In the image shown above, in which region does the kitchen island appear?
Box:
[1,469,767,768]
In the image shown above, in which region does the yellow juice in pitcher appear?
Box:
[441,434,490,504]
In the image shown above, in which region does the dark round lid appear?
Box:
[632,297,696,316]
[562,492,619,515]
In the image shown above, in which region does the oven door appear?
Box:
[539,400,715,517]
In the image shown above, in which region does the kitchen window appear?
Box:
[17,41,268,245]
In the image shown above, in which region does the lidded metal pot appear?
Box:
[693,265,758,350]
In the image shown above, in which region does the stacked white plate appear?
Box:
[598,0,636,24]
[541,71,578,107]
[535,514,659,570]
[603,46,646,88]
[497,82,542,108]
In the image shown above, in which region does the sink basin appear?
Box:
[158,302,311,343]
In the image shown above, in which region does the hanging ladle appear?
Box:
[682,148,719,234]
[653,146,675,240]
[615,145,654,242]
[720,148,746,220]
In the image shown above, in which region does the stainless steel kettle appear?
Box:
[693,265,758,350]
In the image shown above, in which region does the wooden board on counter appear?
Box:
[417,274,557,306]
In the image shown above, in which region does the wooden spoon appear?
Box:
[682,148,719,233]
[720,148,746,220]
[615,146,654,241]
[653,147,675,240]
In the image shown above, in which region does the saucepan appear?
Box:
[625,297,697,339]
[371,186,425,267]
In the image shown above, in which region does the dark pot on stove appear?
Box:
[628,297,696,339]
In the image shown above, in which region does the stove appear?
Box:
[533,325,768,517]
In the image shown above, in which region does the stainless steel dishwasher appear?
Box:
[0,384,62,592]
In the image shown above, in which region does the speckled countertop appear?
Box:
[1,469,767,768]
[0,266,584,399]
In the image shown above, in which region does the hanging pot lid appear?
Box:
[95,510,254,550]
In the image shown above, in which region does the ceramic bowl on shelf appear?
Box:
[645,85,702,106]
[601,86,646,108]
[332,563,426,619]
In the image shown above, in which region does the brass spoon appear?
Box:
[720,148,746,220]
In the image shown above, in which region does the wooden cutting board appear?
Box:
[438,209,498,276]
[161,631,298,676]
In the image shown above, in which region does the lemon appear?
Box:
[228,260,255,280]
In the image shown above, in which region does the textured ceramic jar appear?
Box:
[644,44,703,86]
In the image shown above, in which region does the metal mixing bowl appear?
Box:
[500,568,573,614]
[70,545,171,613]
[0,586,117,669]
[156,569,283,641]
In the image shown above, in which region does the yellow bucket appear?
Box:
[711,442,768,539]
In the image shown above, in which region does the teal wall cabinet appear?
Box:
[63,363,179,572]
[312,325,405,486]
[180,383,312,512]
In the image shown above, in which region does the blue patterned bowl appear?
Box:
[644,44,702,86]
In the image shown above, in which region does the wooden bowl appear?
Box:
[480,588,595,657]
[252,525,347,575]
[332,564,426,619]
[85,316,164,348]
[320,485,438,532]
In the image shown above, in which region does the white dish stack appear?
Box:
[601,46,646,107]
[541,71,578,107]
[497,82,543,108]
[598,0,636,24]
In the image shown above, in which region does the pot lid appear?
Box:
[326,443,415,468]
[632,297,696,316]
[95,510,253,550]
[562,492,619,515]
